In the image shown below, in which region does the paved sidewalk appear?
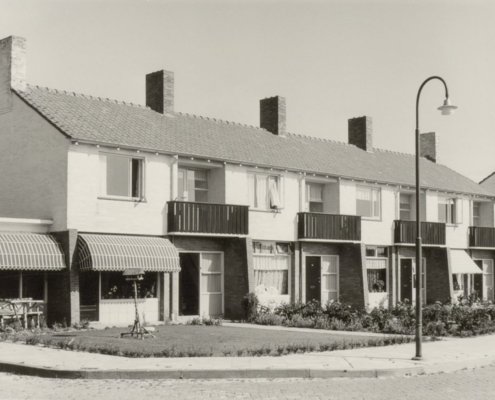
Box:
[1,332,495,379]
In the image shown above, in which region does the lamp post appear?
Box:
[414,76,457,360]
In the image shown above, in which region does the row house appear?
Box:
[1,35,495,326]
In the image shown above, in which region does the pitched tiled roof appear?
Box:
[480,172,495,195]
[15,85,493,197]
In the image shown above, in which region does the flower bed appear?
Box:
[243,293,495,337]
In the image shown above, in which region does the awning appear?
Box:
[0,233,66,271]
[449,249,482,274]
[77,234,180,272]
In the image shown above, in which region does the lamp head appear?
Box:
[438,98,458,115]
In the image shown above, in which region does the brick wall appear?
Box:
[169,235,250,319]
[397,246,450,304]
[50,229,80,324]
[301,242,365,309]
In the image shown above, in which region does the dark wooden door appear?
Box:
[306,256,321,302]
[400,259,413,303]
[179,253,200,316]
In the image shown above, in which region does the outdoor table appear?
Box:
[0,299,45,329]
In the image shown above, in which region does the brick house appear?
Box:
[1,35,495,326]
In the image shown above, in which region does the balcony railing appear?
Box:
[394,220,446,245]
[167,201,249,235]
[298,212,361,241]
[469,226,495,248]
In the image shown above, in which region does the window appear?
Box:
[321,255,339,303]
[100,272,157,300]
[438,197,463,224]
[473,202,481,227]
[356,186,380,219]
[399,193,412,221]
[366,246,388,293]
[200,253,223,316]
[306,183,324,212]
[248,173,283,210]
[178,168,209,202]
[253,241,290,295]
[100,153,143,199]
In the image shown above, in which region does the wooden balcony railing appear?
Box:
[394,220,446,245]
[298,212,361,241]
[469,226,495,248]
[167,201,249,235]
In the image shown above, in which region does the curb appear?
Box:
[0,361,425,380]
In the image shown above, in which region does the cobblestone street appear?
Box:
[2,365,495,400]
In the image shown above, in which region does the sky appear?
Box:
[1,0,494,182]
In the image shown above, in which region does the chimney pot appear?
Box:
[348,116,373,151]
[260,96,286,136]
[146,70,174,114]
[0,35,26,113]
[420,132,437,163]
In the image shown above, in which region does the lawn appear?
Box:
[15,325,411,357]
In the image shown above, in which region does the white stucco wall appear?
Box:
[224,165,299,241]
[67,145,172,235]
[445,197,470,248]
[0,95,68,230]
[360,185,396,246]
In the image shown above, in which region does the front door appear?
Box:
[474,259,494,301]
[400,259,413,303]
[179,253,200,316]
[306,256,321,302]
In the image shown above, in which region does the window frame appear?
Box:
[248,172,284,211]
[365,246,388,293]
[305,182,324,213]
[177,167,209,203]
[99,152,145,201]
[399,193,412,221]
[252,241,291,296]
[356,185,381,220]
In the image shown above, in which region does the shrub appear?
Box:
[242,292,259,322]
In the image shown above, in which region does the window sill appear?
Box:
[361,216,382,222]
[98,196,147,203]
[250,208,283,214]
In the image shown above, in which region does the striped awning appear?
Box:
[77,234,180,272]
[0,233,66,271]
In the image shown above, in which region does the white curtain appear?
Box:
[253,254,289,295]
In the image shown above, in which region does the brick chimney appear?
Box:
[0,35,26,113]
[348,116,373,151]
[146,69,174,114]
[260,96,286,136]
[420,132,437,163]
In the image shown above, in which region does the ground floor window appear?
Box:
[253,241,290,295]
[321,255,338,303]
[474,259,494,302]
[100,271,158,300]
[0,271,45,300]
[366,246,388,293]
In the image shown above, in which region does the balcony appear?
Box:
[394,220,445,245]
[167,201,249,235]
[298,212,361,241]
[469,226,495,248]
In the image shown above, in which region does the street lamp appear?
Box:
[414,76,457,360]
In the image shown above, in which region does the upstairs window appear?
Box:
[306,183,324,212]
[472,202,481,227]
[248,173,283,210]
[99,153,143,199]
[178,168,209,202]
[399,193,412,221]
[356,186,380,219]
[438,197,462,224]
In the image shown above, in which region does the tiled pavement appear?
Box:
[1,364,495,400]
